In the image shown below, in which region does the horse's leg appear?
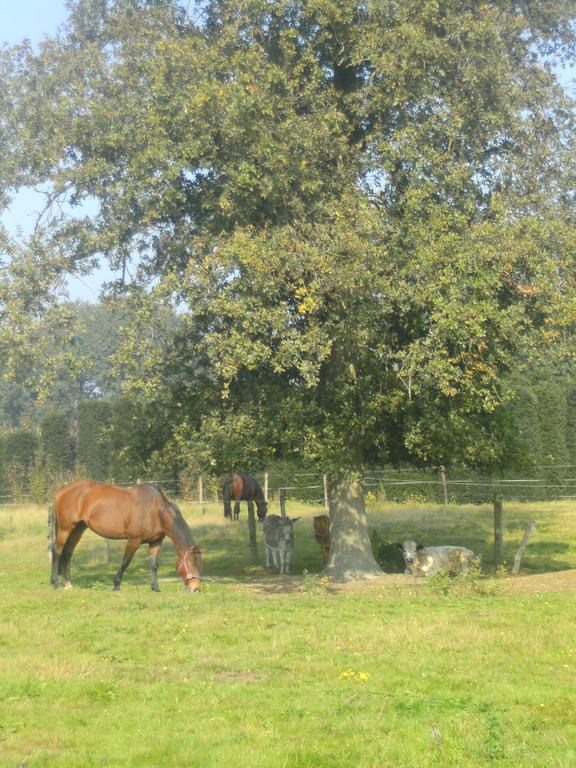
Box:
[51,550,59,587]
[51,533,62,588]
[265,544,271,568]
[223,494,232,519]
[51,525,74,588]
[149,540,163,592]
[61,522,87,589]
[284,547,292,575]
[113,539,140,591]
[234,501,241,520]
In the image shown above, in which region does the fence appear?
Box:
[2,467,575,575]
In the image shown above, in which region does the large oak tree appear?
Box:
[1,0,575,577]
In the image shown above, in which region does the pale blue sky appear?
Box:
[1,0,112,301]
[0,0,70,46]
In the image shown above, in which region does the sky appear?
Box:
[0,0,114,301]
[1,0,575,301]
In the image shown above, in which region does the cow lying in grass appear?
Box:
[398,540,475,578]
[263,515,301,574]
[313,514,330,563]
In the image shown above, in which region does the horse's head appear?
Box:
[176,545,203,592]
[256,499,268,521]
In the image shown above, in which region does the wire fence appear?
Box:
[4,465,576,507]
[2,467,575,575]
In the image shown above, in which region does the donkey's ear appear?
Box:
[395,542,403,550]
[290,516,302,523]
[416,544,424,551]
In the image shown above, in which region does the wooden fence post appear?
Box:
[440,465,449,505]
[279,488,287,519]
[323,474,329,511]
[511,522,537,575]
[248,505,257,563]
[493,498,504,567]
[264,472,269,503]
[103,478,114,562]
[199,474,205,516]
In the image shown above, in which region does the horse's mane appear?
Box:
[132,484,195,546]
[169,503,196,547]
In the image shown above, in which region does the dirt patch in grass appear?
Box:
[229,573,425,595]
[226,568,576,596]
[498,568,576,594]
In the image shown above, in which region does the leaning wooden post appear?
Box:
[279,488,287,519]
[511,522,537,575]
[493,497,504,567]
[323,474,329,511]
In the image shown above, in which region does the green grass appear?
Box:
[0,501,575,767]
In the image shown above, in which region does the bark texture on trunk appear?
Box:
[323,478,384,581]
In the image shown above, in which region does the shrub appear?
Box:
[41,411,73,472]
[369,529,405,573]
[76,400,113,481]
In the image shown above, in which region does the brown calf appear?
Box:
[313,514,331,563]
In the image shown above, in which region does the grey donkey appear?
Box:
[263,514,301,574]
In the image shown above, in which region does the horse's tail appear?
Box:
[48,503,56,562]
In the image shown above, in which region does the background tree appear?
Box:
[566,382,576,468]
[40,410,73,473]
[76,399,113,480]
[0,428,38,497]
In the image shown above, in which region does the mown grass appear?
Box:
[0,500,575,767]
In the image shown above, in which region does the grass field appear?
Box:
[1,500,575,767]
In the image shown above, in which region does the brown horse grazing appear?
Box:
[50,481,203,592]
[222,473,267,521]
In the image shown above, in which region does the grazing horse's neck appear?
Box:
[167,507,195,553]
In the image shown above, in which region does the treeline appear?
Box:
[2,376,576,503]
[0,399,154,501]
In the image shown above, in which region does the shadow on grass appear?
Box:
[57,515,327,590]
[53,508,576,591]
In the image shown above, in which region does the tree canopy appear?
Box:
[1,0,575,474]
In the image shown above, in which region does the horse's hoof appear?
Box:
[63,582,73,590]
[151,586,160,592]
[112,585,120,592]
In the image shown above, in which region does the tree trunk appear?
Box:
[323,478,384,581]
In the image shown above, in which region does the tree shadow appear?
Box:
[57,515,328,589]
[56,510,576,590]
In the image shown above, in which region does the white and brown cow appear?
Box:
[398,539,475,577]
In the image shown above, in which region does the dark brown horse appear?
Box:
[50,481,203,592]
[222,473,267,521]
